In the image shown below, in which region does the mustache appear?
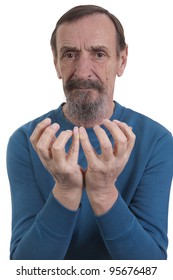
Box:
[64,79,105,93]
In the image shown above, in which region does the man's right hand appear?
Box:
[30,118,83,211]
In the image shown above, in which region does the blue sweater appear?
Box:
[7,102,173,260]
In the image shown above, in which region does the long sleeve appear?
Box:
[96,132,173,259]
[6,103,173,260]
[7,128,79,260]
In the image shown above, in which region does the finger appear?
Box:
[51,130,73,162]
[30,118,52,149]
[102,119,128,156]
[79,127,97,162]
[36,122,60,160]
[93,125,113,161]
[113,120,136,150]
[66,127,80,162]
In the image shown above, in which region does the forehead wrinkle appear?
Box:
[57,14,117,41]
[60,44,109,53]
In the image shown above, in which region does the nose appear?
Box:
[74,53,93,79]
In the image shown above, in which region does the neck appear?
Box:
[62,101,115,128]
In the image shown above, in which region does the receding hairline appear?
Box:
[50,5,127,57]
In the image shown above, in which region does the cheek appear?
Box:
[105,66,117,86]
[58,63,74,82]
[102,59,117,80]
[102,68,116,97]
[54,59,62,79]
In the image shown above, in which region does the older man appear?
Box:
[7,5,173,260]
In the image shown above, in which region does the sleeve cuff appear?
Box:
[95,194,134,240]
[38,192,80,236]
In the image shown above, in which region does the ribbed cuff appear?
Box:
[38,192,80,236]
[95,194,134,240]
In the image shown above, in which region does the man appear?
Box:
[7,5,173,260]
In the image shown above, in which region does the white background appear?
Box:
[0,0,172,276]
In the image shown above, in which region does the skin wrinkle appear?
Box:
[7,6,172,261]
[54,13,127,127]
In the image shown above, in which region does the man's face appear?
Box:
[54,13,127,124]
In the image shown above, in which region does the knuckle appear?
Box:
[36,142,45,154]
[119,136,127,146]
[44,126,54,136]
[51,143,62,153]
[132,133,136,141]
[68,146,76,155]
[102,144,113,154]
[30,134,34,144]
[129,133,136,146]
[102,141,112,151]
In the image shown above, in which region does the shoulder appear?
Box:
[7,105,64,158]
[118,103,172,140]
[115,102,173,159]
[9,105,63,142]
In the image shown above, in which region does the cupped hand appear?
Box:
[30,118,83,210]
[79,119,136,215]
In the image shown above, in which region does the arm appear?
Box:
[79,120,173,259]
[7,119,83,259]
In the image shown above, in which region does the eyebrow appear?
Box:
[60,45,109,54]
[60,46,79,55]
[89,45,109,52]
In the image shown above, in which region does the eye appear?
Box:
[96,52,105,58]
[63,52,75,59]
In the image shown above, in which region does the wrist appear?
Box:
[53,183,82,211]
[86,186,118,216]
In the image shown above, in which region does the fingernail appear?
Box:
[51,123,60,129]
[79,127,86,135]
[43,118,51,125]
[73,126,79,135]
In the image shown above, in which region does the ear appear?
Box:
[117,45,128,77]
[52,51,62,79]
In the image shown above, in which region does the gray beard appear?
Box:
[63,79,108,126]
[64,90,108,126]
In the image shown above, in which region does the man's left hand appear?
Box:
[79,119,136,215]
